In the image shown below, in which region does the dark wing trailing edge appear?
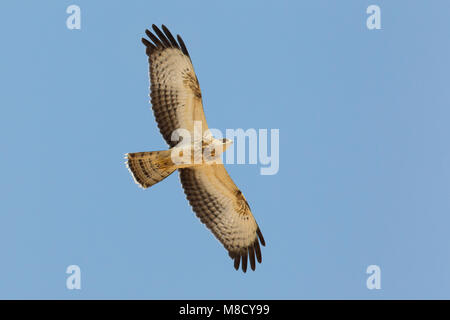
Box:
[141,24,191,59]
[177,35,191,58]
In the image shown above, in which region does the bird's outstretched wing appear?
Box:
[179,165,266,272]
[142,25,209,147]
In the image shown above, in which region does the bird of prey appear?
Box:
[125,25,265,272]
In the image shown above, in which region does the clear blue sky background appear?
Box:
[1,0,449,299]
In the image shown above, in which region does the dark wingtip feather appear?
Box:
[141,38,155,55]
[145,29,164,49]
[249,247,256,271]
[152,24,171,48]
[234,255,240,270]
[242,252,248,273]
[254,239,262,263]
[161,25,180,49]
[143,25,191,60]
[177,35,191,58]
[257,228,266,246]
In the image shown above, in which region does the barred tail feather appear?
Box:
[125,150,176,188]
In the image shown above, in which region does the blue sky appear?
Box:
[1,0,450,299]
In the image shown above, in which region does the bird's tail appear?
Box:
[125,150,177,188]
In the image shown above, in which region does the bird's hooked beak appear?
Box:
[221,138,233,152]
[223,138,233,146]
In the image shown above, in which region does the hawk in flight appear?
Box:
[125,25,265,272]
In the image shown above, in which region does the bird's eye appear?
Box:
[222,138,227,143]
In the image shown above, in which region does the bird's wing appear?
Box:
[142,25,209,147]
[179,164,265,272]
